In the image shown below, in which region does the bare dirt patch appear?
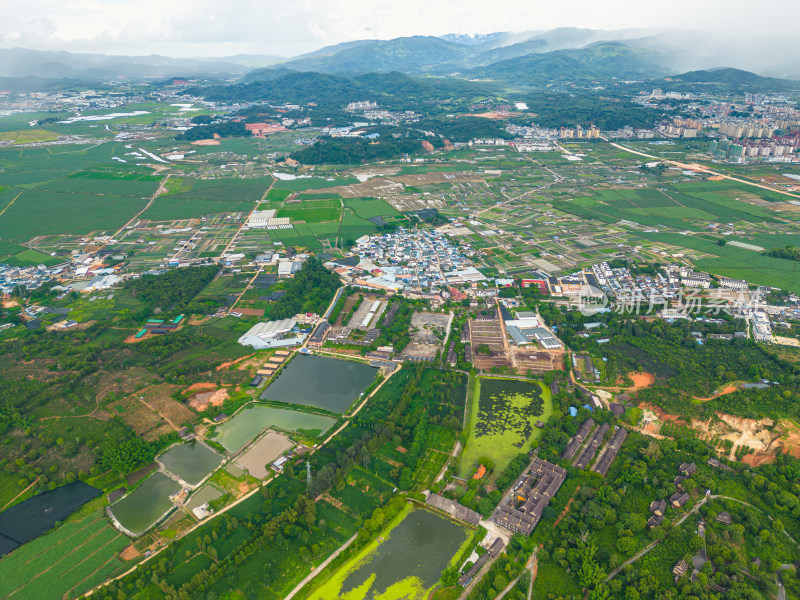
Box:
[184,382,218,393]
[188,387,229,411]
[120,545,140,561]
[628,372,655,390]
[215,353,256,371]
[694,384,739,402]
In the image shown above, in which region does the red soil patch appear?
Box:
[235,308,264,316]
[185,385,229,411]
[120,545,140,561]
[184,382,217,393]
[742,453,775,467]
[694,384,739,402]
[215,353,255,371]
[190,138,221,146]
[628,372,655,390]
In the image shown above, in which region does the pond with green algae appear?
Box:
[309,507,468,600]
[213,404,338,453]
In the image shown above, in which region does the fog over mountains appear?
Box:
[2,27,799,84]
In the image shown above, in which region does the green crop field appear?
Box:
[0,510,127,600]
[343,197,400,219]
[459,377,553,477]
[276,206,341,222]
[142,177,271,220]
[555,185,777,232]
[629,231,800,292]
[272,176,359,192]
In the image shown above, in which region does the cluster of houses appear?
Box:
[493,457,566,536]
[648,462,697,530]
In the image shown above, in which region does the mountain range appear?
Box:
[2,28,800,87]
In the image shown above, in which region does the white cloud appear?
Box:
[0,0,797,57]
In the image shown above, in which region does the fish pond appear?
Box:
[213,404,338,453]
[158,441,222,486]
[459,377,553,477]
[109,472,180,535]
[309,507,468,600]
[260,355,376,413]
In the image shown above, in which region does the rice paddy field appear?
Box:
[459,377,553,477]
[0,509,127,600]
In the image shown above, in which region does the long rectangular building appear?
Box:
[561,418,595,461]
[493,457,566,536]
[574,423,610,470]
[591,427,628,476]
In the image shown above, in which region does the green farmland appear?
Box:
[142,177,272,220]
[555,184,777,231]
[0,509,127,599]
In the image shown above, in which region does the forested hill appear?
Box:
[663,67,800,91]
[182,71,489,106]
[468,42,672,86]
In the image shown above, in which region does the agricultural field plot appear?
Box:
[272,175,359,192]
[554,184,783,234]
[458,377,553,477]
[628,231,800,293]
[276,201,342,223]
[141,177,271,220]
[468,316,511,370]
[107,384,185,440]
[0,128,59,144]
[0,509,127,600]
[343,197,401,220]
[0,171,162,242]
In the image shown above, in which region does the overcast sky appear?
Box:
[1,0,798,58]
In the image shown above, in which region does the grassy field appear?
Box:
[0,509,128,599]
[459,377,553,477]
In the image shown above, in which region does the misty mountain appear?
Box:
[662,68,800,91]
[0,48,256,81]
[244,27,800,84]
[190,70,487,106]
[470,42,674,85]
[245,36,473,77]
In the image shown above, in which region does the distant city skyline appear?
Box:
[0,0,798,58]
